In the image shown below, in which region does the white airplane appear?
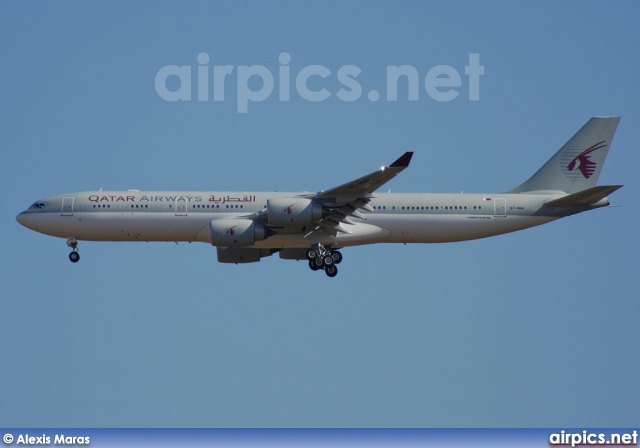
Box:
[17,117,622,278]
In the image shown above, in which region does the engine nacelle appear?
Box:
[210,218,266,247]
[267,197,323,226]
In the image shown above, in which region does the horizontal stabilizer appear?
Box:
[545,185,623,207]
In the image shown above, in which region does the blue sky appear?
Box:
[1,1,638,427]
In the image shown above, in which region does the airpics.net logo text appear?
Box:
[154,52,484,113]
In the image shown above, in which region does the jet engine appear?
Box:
[210,218,267,247]
[267,198,323,226]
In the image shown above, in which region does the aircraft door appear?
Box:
[62,197,74,216]
[175,197,188,216]
[494,198,506,217]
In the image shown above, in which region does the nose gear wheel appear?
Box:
[66,238,80,263]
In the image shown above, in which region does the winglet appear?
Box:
[389,152,414,168]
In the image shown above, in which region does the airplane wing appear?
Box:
[315,152,414,200]
[307,152,413,237]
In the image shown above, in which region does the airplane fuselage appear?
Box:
[17,190,594,248]
[15,117,622,276]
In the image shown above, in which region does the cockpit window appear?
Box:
[29,202,45,210]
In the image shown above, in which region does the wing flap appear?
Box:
[315,220,350,236]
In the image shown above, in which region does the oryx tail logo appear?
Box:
[284,204,294,214]
[566,141,607,179]
[226,226,236,236]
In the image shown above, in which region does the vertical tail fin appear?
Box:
[507,117,620,194]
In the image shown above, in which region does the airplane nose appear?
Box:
[16,211,35,230]
[16,211,44,233]
[16,212,27,226]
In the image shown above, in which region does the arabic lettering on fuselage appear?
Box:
[87,194,257,203]
[208,195,256,204]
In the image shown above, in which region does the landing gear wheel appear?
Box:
[306,249,318,261]
[312,257,324,269]
[325,265,338,278]
[69,252,80,263]
[309,260,320,271]
[331,251,343,264]
[322,255,334,267]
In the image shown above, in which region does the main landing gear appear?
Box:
[66,237,80,263]
[306,246,343,278]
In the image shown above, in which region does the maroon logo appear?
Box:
[566,141,606,179]
[284,205,294,214]
[227,226,236,236]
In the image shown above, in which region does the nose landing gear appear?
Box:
[66,237,80,263]
[306,245,342,278]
